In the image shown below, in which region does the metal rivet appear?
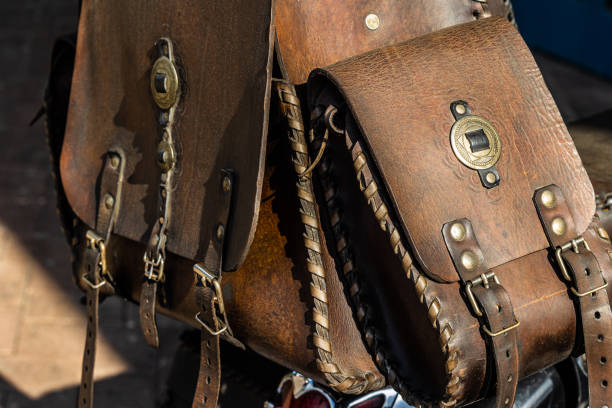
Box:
[455,104,466,115]
[598,227,610,241]
[507,375,513,382]
[540,190,556,209]
[110,155,120,170]
[216,224,225,241]
[504,398,510,405]
[551,217,567,236]
[450,222,466,242]
[104,194,114,209]
[222,176,232,193]
[485,172,496,184]
[461,251,478,270]
[365,13,380,30]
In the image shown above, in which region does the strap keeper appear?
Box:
[482,319,520,337]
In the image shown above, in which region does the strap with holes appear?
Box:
[534,185,612,407]
[78,151,125,408]
[442,218,519,408]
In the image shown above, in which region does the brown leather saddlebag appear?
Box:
[307,17,612,407]
[54,2,523,406]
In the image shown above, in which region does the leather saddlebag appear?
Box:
[307,17,612,407]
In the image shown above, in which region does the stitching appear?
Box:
[275,81,383,394]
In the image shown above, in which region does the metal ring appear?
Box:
[195,312,228,336]
[83,275,107,289]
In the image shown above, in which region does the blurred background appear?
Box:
[0,1,611,407]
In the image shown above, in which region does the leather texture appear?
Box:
[74,148,383,391]
[534,185,612,407]
[77,152,125,408]
[274,0,512,84]
[442,219,519,408]
[192,286,221,408]
[308,18,594,283]
[61,0,274,271]
[306,18,602,406]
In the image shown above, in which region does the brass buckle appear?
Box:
[193,263,229,337]
[555,236,608,297]
[464,271,500,317]
[143,252,165,282]
[465,271,520,337]
[84,230,108,288]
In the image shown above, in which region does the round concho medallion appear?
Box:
[150,56,180,110]
[450,115,501,170]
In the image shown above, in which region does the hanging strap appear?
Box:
[534,185,612,407]
[77,151,125,408]
[443,218,519,407]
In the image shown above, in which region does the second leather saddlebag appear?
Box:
[307,18,612,407]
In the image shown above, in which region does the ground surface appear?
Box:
[0,2,611,408]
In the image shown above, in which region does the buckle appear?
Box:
[193,263,229,337]
[464,271,500,317]
[84,230,108,288]
[143,252,165,282]
[464,271,520,337]
[555,236,608,296]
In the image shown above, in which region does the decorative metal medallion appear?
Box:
[150,52,179,110]
[450,115,501,170]
[449,100,501,189]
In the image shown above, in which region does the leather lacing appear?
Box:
[309,106,462,407]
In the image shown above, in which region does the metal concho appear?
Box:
[450,115,501,170]
[150,56,179,110]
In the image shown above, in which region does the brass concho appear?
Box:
[150,56,179,110]
[450,115,501,170]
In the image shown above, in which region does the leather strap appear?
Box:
[139,280,159,347]
[443,219,519,407]
[192,286,222,408]
[78,151,125,408]
[534,185,612,407]
[191,169,235,407]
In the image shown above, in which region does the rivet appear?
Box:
[461,251,478,270]
[449,222,466,242]
[551,217,567,236]
[598,227,610,241]
[485,172,496,184]
[110,155,120,170]
[540,190,556,209]
[104,194,114,209]
[507,374,513,382]
[216,224,225,241]
[222,176,232,193]
[504,398,510,405]
[365,13,380,30]
[455,104,466,115]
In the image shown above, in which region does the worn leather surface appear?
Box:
[308,18,594,283]
[61,0,274,271]
[442,219,519,408]
[91,145,382,388]
[192,286,221,408]
[275,0,511,84]
[307,19,586,404]
[78,152,125,408]
[534,186,612,408]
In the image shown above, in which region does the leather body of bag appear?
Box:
[307,17,612,407]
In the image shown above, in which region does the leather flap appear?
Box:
[308,18,595,282]
[61,0,274,270]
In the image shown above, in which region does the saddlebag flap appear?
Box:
[61,0,274,271]
[307,18,612,406]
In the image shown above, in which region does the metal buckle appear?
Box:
[143,252,165,282]
[555,236,608,297]
[84,230,108,288]
[464,271,500,317]
[465,271,520,337]
[193,263,229,337]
